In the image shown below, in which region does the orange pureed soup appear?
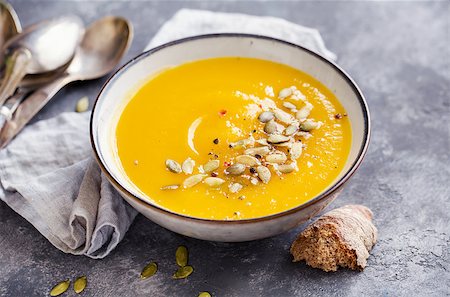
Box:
[116,57,351,220]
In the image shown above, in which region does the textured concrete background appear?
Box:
[0,1,449,296]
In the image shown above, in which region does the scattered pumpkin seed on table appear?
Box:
[172,265,194,279]
[73,276,87,294]
[50,279,70,296]
[75,96,89,113]
[140,262,158,279]
[175,246,189,267]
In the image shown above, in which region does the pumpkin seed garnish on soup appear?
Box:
[115,57,351,220]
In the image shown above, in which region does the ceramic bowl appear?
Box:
[90,34,370,242]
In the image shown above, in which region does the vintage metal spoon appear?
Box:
[0,15,84,106]
[0,0,21,60]
[0,16,133,148]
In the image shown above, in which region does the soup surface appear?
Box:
[116,57,351,220]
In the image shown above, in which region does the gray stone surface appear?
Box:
[1,1,449,296]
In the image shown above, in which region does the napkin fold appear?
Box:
[0,9,335,258]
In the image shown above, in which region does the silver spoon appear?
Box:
[0,15,84,106]
[0,16,133,148]
[0,0,21,58]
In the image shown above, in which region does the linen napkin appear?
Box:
[0,9,336,259]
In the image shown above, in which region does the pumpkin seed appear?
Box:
[291,88,306,101]
[256,166,271,184]
[268,134,290,144]
[198,292,212,297]
[278,163,296,173]
[264,120,278,134]
[296,131,312,139]
[296,102,313,120]
[173,265,194,279]
[140,262,158,279]
[182,158,195,174]
[203,160,220,173]
[73,276,87,294]
[183,174,207,188]
[266,120,285,135]
[228,182,243,193]
[256,138,270,146]
[50,279,70,296]
[283,101,297,110]
[166,159,182,173]
[278,87,292,99]
[225,163,246,175]
[244,146,270,156]
[265,152,287,164]
[235,155,260,166]
[258,111,275,123]
[250,177,259,185]
[284,124,299,136]
[175,246,188,267]
[273,108,295,125]
[300,119,319,131]
[204,177,225,187]
[290,142,303,160]
[229,136,255,148]
[161,184,180,190]
[75,96,89,113]
[275,140,293,148]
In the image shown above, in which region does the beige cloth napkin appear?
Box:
[0,9,335,259]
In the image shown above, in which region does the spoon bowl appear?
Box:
[0,0,21,49]
[0,15,84,105]
[3,15,83,74]
[67,16,133,80]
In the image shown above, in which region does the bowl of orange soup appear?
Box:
[91,34,370,242]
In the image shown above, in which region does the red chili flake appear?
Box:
[211,172,219,177]
[224,161,231,167]
[213,138,219,144]
[218,109,227,117]
[249,167,257,174]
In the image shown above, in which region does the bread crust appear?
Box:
[290,204,377,272]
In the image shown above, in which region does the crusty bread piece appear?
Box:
[290,204,377,272]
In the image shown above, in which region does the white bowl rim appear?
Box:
[90,33,371,224]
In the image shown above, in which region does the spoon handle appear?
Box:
[0,47,31,106]
[0,75,71,148]
[0,89,29,129]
